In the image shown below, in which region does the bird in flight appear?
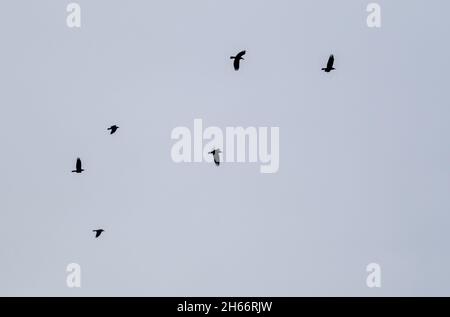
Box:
[107,125,119,135]
[208,149,222,166]
[230,50,246,71]
[322,54,335,72]
[93,229,104,238]
[71,158,84,173]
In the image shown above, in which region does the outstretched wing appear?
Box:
[233,58,240,70]
[327,55,334,69]
[213,153,220,166]
[76,158,82,170]
[236,50,246,59]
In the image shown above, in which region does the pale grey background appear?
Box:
[0,0,449,296]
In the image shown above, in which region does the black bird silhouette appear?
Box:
[230,50,246,71]
[322,54,335,72]
[208,149,222,166]
[107,125,119,134]
[93,229,104,238]
[71,158,84,173]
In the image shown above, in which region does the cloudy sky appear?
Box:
[0,0,449,296]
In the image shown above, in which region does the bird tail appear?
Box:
[321,68,326,70]
[230,56,235,59]
[71,170,76,173]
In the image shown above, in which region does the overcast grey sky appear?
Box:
[0,0,449,296]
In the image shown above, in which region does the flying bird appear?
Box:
[107,125,119,134]
[208,149,222,166]
[93,229,104,238]
[230,50,246,71]
[71,158,84,173]
[322,54,335,72]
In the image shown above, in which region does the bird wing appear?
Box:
[76,158,82,170]
[214,153,220,166]
[233,58,240,70]
[236,50,246,59]
[327,55,334,68]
